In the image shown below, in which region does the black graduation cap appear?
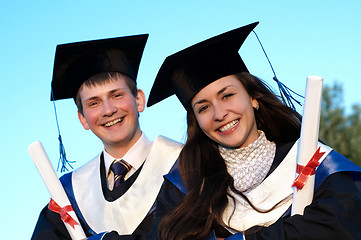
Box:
[51,34,149,101]
[147,22,258,108]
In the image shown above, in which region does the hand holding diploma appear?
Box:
[28,141,87,240]
[291,76,324,216]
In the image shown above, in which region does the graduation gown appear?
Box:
[31,136,182,240]
[154,140,361,240]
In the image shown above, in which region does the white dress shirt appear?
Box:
[103,133,152,189]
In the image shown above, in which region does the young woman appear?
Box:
[147,22,361,240]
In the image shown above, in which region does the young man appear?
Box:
[31,34,182,240]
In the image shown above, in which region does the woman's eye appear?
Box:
[198,105,208,113]
[223,93,234,100]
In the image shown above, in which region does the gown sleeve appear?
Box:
[31,204,156,240]
[31,204,75,240]
[243,171,361,240]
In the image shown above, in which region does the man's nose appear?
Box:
[102,100,117,116]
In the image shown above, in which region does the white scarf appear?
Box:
[221,139,332,232]
[219,131,276,192]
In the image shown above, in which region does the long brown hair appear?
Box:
[159,72,301,240]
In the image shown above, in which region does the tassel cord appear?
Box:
[252,30,303,110]
[51,90,74,172]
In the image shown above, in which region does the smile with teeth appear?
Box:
[104,118,123,127]
[219,120,239,132]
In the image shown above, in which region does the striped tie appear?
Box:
[110,159,132,189]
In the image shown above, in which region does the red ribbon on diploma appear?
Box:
[48,198,79,229]
[292,147,326,191]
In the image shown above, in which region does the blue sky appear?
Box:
[1,1,361,238]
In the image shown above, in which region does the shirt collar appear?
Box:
[103,133,152,174]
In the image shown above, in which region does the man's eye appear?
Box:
[114,93,123,99]
[89,101,98,107]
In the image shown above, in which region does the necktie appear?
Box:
[110,159,132,189]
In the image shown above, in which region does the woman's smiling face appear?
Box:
[191,74,259,148]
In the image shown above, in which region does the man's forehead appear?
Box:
[81,81,130,100]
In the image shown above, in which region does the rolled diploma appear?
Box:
[291,76,323,216]
[28,141,86,240]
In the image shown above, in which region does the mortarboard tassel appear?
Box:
[51,90,75,172]
[252,30,303,110]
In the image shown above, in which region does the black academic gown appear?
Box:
[31,154,153,240]
[32,135,182,240]
[151,141,361,240]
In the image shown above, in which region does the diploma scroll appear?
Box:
[28,141,87,240]
[291,76,323,216]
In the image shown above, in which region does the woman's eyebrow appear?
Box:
[193,85,234,108]
[217,85,233,96]
[193,99,208,108]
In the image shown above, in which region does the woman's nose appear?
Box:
[213,104,228,121]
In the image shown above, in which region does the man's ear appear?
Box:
[136,89,146,113]
[78,110,90,130]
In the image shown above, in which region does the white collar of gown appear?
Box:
[222,140,332,232]
[71,135,182,234]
